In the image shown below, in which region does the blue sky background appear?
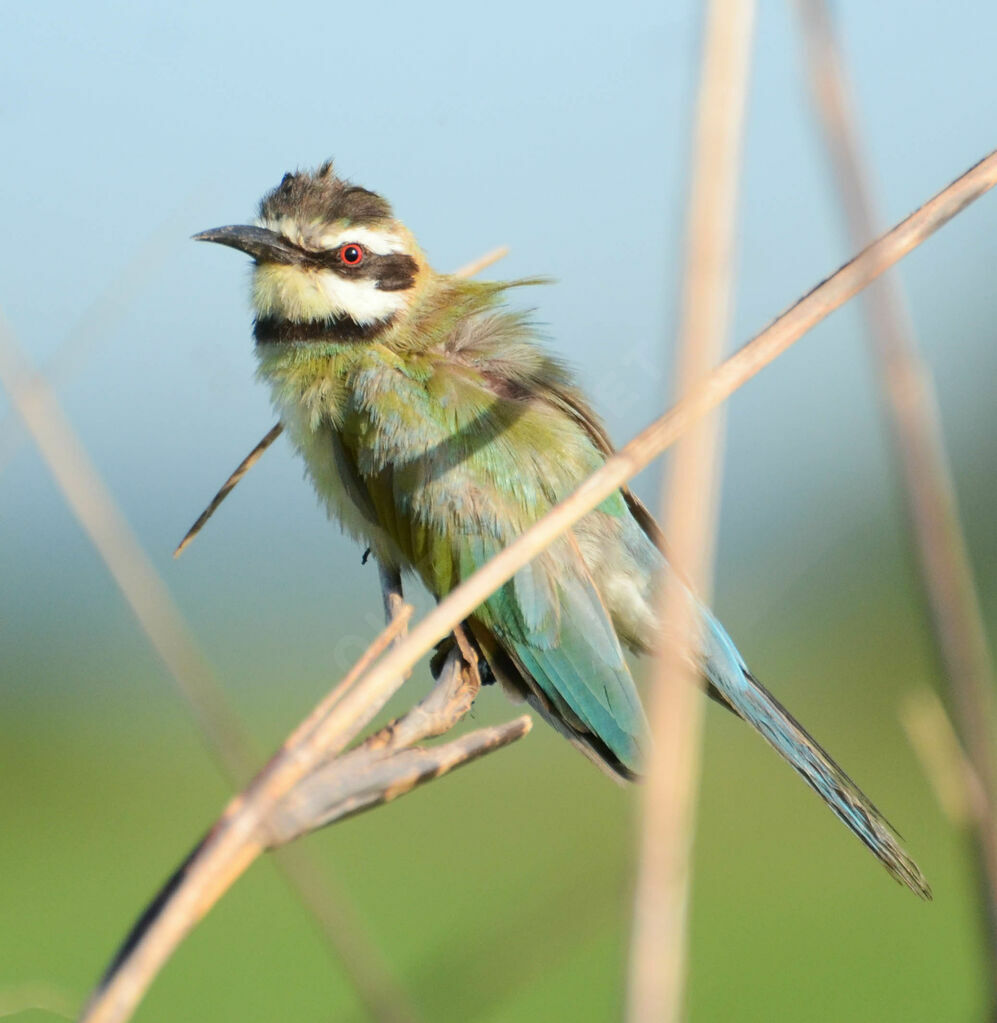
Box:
[1,3,996,1020]
[2,1,994,649]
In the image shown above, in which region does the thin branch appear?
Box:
[76,605,412,1023]
[77,556,451,1018]
[628,2,755,1019]
[67,148,997,1023]
[267,642,521,843]
[173,246,510,558]
[79,623,529,1023]
[795,0,997,1003]
[78,568,451,1023]
[282,718,531,832]
[173,422,284,557]
[0,321,422,1023]
[451,245,510,280]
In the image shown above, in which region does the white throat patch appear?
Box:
[317,273,408,324]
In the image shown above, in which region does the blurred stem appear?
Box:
[795,0,997,1009]
[0,316,421,1023]
[627,1,754,1020]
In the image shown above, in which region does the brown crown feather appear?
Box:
[259,161,393,227]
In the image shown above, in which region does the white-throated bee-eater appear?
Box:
[194,161,929,897]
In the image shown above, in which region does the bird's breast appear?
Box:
[257,351,397,561]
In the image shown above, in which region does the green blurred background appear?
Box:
[2,1,996,1020]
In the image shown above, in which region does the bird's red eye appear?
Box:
[340,244,364,266]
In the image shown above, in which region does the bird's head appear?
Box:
[195,162,427,342]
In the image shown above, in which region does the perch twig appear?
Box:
[0,319,423,1023]
[267,634,521,843]
[79,613,529,1023]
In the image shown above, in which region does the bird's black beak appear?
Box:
[193,225,305,265]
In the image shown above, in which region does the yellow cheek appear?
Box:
[252,264,334,320]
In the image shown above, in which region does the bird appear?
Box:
[194,160,930,898]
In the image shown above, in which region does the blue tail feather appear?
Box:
[699,605,931,898]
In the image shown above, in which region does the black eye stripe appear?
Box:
[302,248,417,291]
[373,253,418,291]
[267,238,417,292]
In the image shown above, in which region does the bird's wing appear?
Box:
[541,380,666,552]
[354,454,649,777]
[536,375,930,893]
[463,529,649,778]
[339,352,650,777]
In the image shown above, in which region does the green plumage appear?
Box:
[260,277,651,775]
[196,162,928,894]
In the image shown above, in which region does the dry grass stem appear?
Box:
[451,245,511,280]
[267,644,527,842]
[79,577,454,1023]
[0,321,422,1023]
[796,0,997,997]
[274,717,531,839]
[173,421,284,557]
[902,689,984,829]
[76,606,412,1023]
[79,620,529,1023]
[173,246,509,558]
[628,2,754,1019]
